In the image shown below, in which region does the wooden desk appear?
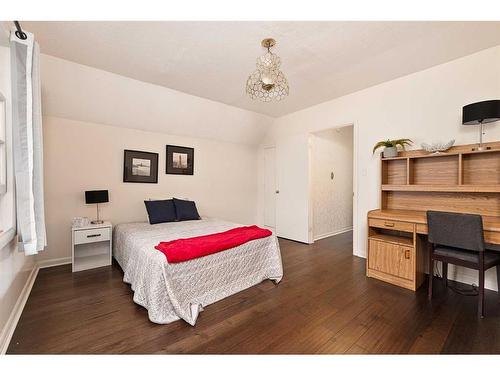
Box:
[367,209,500,291]
[367,141,500,291]
[369,209,500,245]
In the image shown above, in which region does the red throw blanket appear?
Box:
[155,225,272,263]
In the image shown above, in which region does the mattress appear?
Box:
[113,218,283,325]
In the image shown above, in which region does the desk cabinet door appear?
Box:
[397,245,414,280]
[368,240,414,281]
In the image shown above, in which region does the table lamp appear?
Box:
[85,190,109,224]
[462,100,500,151]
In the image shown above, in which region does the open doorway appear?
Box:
[310,125,354,242]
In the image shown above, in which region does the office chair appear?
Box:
[427,211,500,318]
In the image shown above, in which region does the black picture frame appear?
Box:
[166,145,194,175]
[123,149,159,183]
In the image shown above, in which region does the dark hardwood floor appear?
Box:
[7,232,500,354]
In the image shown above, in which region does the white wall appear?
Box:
[0,44,36,350]
[38,116,260,263]
[311,126,353,240]
[264,45,500,290]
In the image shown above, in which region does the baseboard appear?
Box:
[314,226,353,241]
[441,265,498,292]
[0,265,39,355]
[37,256,71,269]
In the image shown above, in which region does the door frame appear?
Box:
[262,145,276,229]
[308,122,359,251]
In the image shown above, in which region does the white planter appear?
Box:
[383,146,398,158]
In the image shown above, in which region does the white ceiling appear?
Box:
[18,21,500,117]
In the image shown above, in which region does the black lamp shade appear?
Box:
[85,190,109,204]
[462,100,500,125]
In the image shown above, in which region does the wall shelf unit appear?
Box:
[380,142,500,215]
[381,185,500,193]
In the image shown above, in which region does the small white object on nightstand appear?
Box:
[71,221,112,272]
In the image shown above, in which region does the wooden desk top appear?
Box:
[368,209,500,233]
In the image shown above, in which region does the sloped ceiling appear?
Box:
[20,21,500,117]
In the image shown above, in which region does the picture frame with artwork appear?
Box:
[123,149,159,183]
[166,145,194,175]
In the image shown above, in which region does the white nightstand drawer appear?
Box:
[73,227,110,245]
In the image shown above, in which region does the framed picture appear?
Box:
[166,145,194,175]
[123,149,159,183]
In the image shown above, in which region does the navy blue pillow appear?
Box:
[173,198,201,221]
[144,199,177,224]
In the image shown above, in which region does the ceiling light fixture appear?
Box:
[246,38,289,102]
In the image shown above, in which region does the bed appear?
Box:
[113,217,283,325]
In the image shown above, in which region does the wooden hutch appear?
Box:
[367,141,500,290]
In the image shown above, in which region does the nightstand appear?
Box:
[71,221,112,272]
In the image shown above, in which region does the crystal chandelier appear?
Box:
[246,38,289,102]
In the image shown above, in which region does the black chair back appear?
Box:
[427,211,484,252]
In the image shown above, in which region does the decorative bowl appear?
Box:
[421,140,455,153]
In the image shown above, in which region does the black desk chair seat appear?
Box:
[486,242,500,252]
[433,246,500,268]
[427,211,500,318]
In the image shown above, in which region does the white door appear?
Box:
[263,146,276,228]
[275,134,312,243]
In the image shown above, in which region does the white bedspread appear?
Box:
[113,218,283,325]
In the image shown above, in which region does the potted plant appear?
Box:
[373,139,413,158]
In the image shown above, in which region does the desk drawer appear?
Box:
[369,218,414,232]
[416,223,428,234]
[74,228,110,245]
[485,231,500,245]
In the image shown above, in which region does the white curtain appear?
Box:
[10,30,46,255]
